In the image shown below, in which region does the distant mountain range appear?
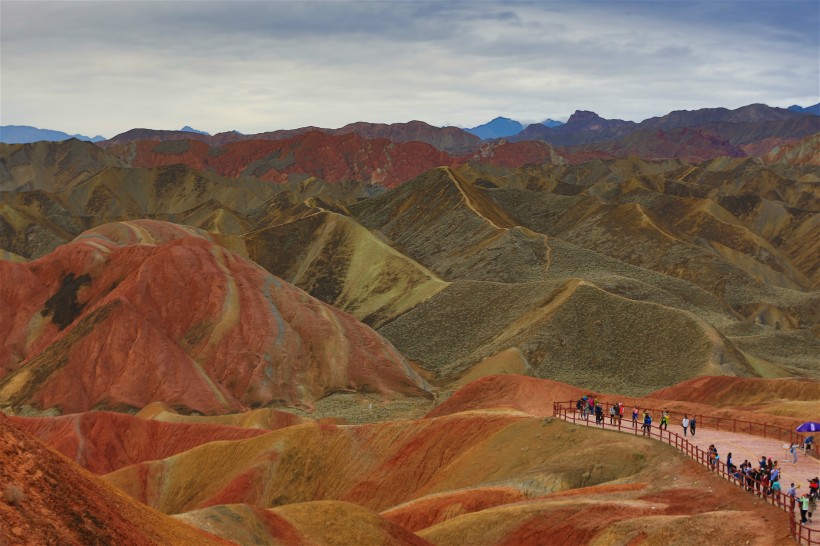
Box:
[3,103,816,156]
[180,125,210,135]
[511,103,819,150]
[788,103,820,115]
[466,117,524,139]
[102,120,482,154]
[0,125,105,143]
[466,117,565,139]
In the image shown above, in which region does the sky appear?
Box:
[1,0,818,138]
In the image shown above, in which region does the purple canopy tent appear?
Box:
[796,422,820,433]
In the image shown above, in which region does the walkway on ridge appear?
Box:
[556,411,820,535]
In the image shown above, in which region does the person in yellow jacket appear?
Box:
[660,410,669,431]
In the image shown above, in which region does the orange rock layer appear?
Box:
[0,219,431,414]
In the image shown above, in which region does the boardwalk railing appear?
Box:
[553,401,818,545]
[556,399,811,448]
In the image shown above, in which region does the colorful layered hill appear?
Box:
[4,374,790,545]
[7,372,814,544]
[0,413,228,545]
[0,219,431,415]
[105,131,459,189]
[345,165,818,393]
[2,135,818,399]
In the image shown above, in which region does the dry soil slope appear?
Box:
[101,404,792,545]
[346,165,813,391]
[0,139,122,193]
[466,161,819,378]
[0,219,431,415]
[244,208,449,328]
[0,414,228,546]
[350,166,551,283]
[174,501,433,546]
[647,376,820,420]
[417,484,791,546]
[137,402,311,431]
[0,158,281,259]
[378,276,755,394]
[764,133,820,167]
[8,411,270,474]
[105,413,661,515]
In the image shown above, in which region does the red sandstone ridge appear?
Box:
[107,131,459,189]
[103,132,571,189]
[646,376,820,407]
[101,120,480,154]
[0,219,431,414]
[8,411,272,474]
[426,375,591,418]
[0,413,229,545]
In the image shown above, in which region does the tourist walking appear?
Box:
[800,494,810,524]
[790,443,798,464]
[642,411,652,436]
[660,410,669,431]
[682,415,689,437]
[690,416,696,436]
[632,406,639,429]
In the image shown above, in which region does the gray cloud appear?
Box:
[1,0,817,137]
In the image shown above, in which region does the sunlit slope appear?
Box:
[350,167,551,283]
[0,220,431,414]
[244,209,448,327]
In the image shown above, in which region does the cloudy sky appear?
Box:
[1,0,818,137]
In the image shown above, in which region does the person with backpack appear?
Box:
[682,415,689,437]
[579,398,590,420]
[689,416,696,436]
[642,411,652,436]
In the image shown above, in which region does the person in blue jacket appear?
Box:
[642,411,652,436]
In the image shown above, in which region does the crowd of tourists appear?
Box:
[571,397,818,526]
[729,451,819,524]
[574,398,695,437]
